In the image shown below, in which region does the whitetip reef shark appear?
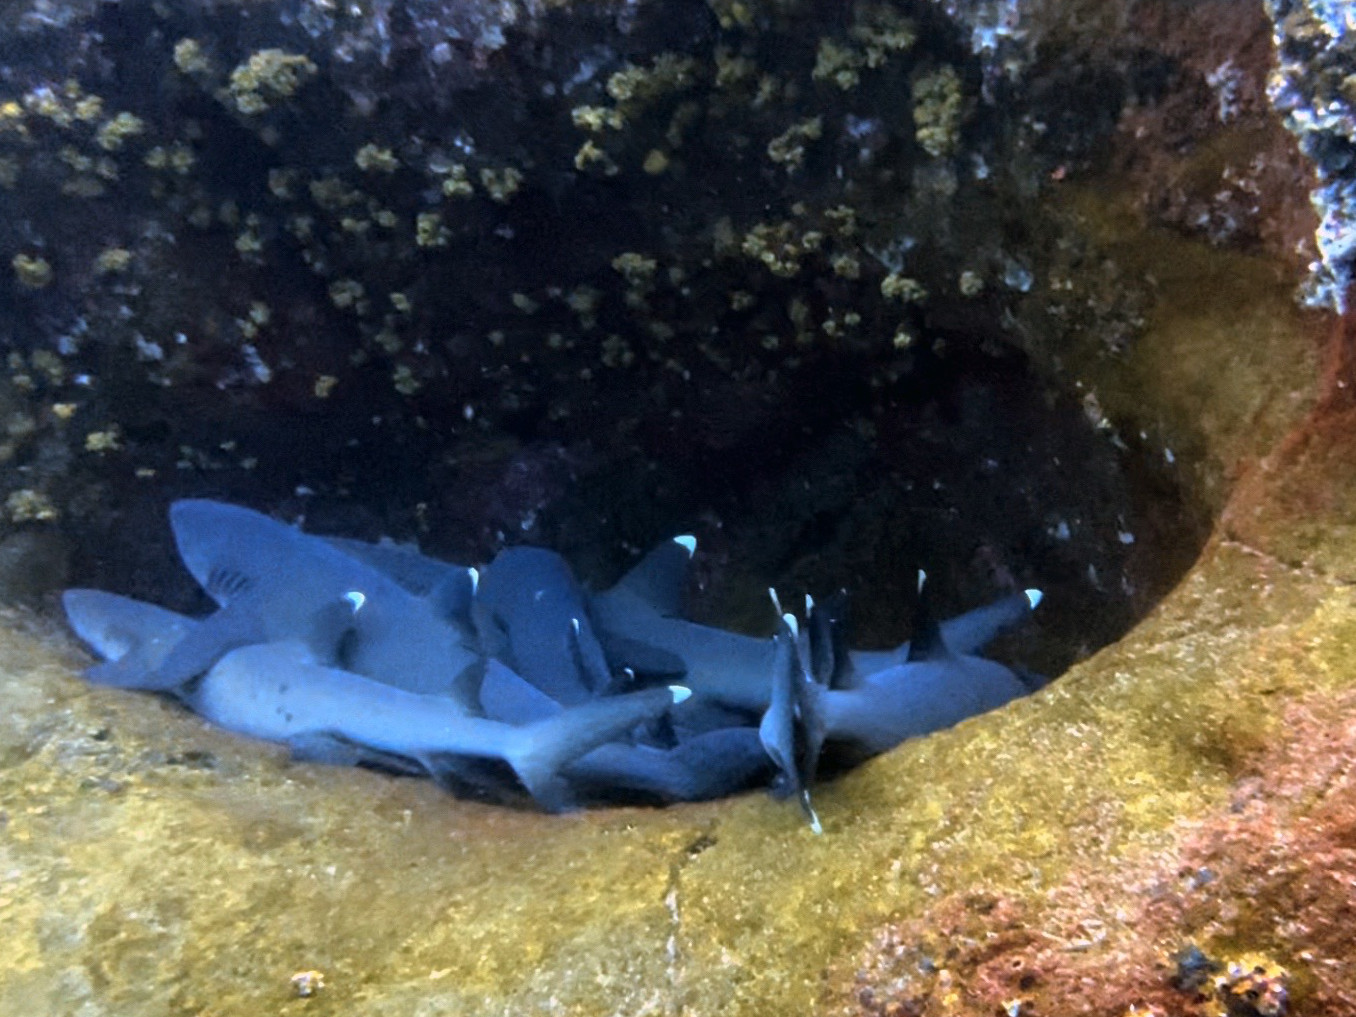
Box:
[62,499,1045,822]
[64,588,690,810]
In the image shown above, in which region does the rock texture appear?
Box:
[2,218,1348,1015]
[3,0,1355,1013]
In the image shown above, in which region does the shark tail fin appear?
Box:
[504,684,691,810]
[62,590,199,689]
[759,613,827,832]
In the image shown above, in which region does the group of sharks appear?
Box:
[62,499,1044,826]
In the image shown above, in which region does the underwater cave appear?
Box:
[2,0,1352,1010]
[0,0,1227,692]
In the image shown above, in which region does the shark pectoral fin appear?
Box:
[446,658,489,714]
[565,726,770,802]
[285,732,367,766]
[471,601,510,660]
[479,658,563,724]
[505,685,689,811]
[598,535,696,618]
[287,733,427,776]
[82,657,164,690]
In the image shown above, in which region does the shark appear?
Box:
[62,589,689,810]
[60,499,1046,817]
[589,536,1041,718]
[472,546,617,705]
[104,499,483,700]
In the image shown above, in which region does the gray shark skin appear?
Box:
[60,501,1046,818]
[591,538,1040,719]
[820,655,1027,755]
[474,546,615,705]
[193,641,687,810]
[847,588,1042,679]
[152,500,481,698]
[817,571,1030,755]
[323,536,469,600]
[473,636,770,802]
[61,589,688,810]
[62,589,200,687]
[563,727,771,803]
[591,539,778,713]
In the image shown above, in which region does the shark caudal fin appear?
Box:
[62,589,199,688]
[502,684,691,810]
[758,611,825,833]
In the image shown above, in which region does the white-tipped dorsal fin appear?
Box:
[344,590,366,613]
[782,612,799,638]
[669,685,692,704]
[805,593,814,614]
[469,567,479,594]
[916,569,927,594]
[768,587,783,616]
[602,536,695,617]
[1025,589,1043,610]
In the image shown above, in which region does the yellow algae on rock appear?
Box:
[10,254,53,289]
[227,49,317,115]
[912,65,964,158]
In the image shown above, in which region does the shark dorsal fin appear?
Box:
[305,593,363,667]
[808,588,854,690]
[428,567,478,624]
[906,569,952,663]
[607,535,696,617]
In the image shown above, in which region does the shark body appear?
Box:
[62,589,686,809]
[62,499,1046,818]
[113,500,482,700]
